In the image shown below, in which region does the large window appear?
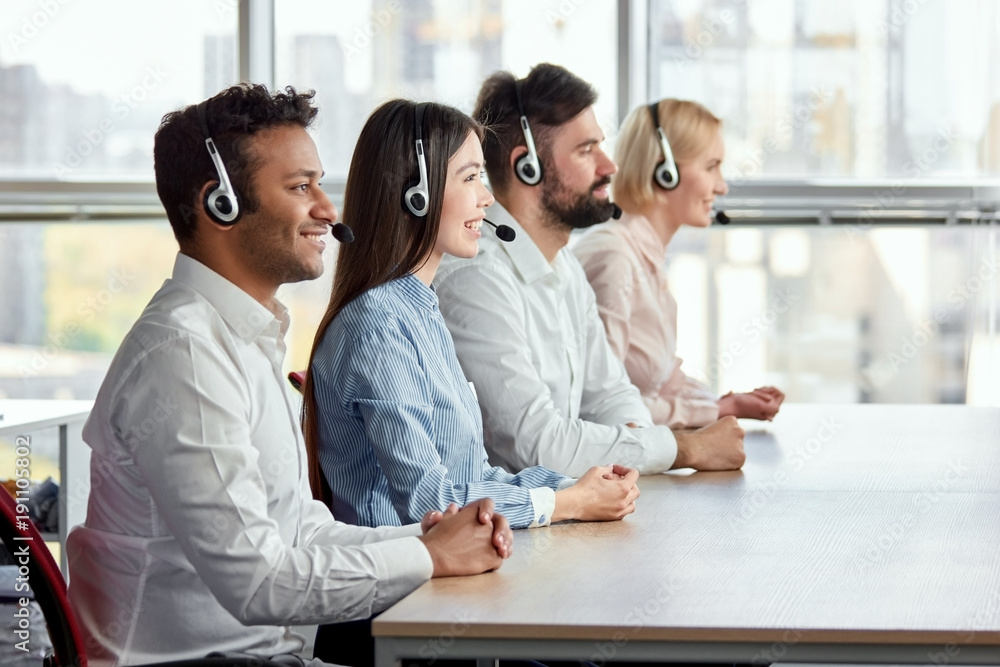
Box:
[649,0,1000,182]
[274,0,618,179]
[0,0,998,407]
[643,0,1000,407]
[0,221,177,400]
[0,0,237,401]
[659,223,1000,406]
[0,0,237,179]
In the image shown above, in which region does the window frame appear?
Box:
[1,0,998,227]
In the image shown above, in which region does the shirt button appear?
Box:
[539,515,547,524]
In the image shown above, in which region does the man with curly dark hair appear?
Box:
[66,84,512,666]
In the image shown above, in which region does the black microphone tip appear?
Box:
[713,210,730,225]
[331,222,354,243]
[484,218,516,242]
[496,225,516,242]
[611,203,622,220]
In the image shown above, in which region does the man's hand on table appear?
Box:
[672,416,746,471]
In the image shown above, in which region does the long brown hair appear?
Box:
[303,99,484,504]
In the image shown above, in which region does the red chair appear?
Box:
[288,370,307,393]
[0,486,292,667]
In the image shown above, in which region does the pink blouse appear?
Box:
[573,214,720,428]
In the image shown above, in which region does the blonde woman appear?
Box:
[573,99,783,428]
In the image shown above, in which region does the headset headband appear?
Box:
[197,100,242,224]
[403,102,430,217]
[513,79,543,186]
[649,101,680,190]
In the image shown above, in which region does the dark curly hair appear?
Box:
[153,83,318,247]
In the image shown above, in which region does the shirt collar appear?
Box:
[171,253,288,344]
[397,273,439,311]
[487,201,554,284]
[622,214,669,268]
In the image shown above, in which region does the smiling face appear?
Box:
[667,128,729,228]
[539,106,618,230]
[234,124,338,290]
[433,131,495,261]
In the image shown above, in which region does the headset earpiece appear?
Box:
[403,102,430,218]
[648,102,680,191]
[513,79,543,186]
[196,100,242,225]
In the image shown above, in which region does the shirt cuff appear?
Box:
[632,424,678,474]
[395,522,424,538]
[527,486,556,528]
[368,536,434,614]
[663,397,721,429]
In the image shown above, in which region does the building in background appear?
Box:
[0,0,997,404]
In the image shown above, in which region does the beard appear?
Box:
[540,169,616,231]
[237,212,324,287]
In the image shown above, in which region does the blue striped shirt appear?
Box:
[311,273,569,529]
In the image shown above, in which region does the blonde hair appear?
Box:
[612,99,722,215]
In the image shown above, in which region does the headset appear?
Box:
[403,102,430,217]
[196,100,242,225]
[400,101,516,241]
[513,79,543,186]
[648,101,680,190]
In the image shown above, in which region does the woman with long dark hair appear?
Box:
[303,99,639,535]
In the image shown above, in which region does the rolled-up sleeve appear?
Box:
[646,374,721,429]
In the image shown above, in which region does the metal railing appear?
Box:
[2,179,995,225]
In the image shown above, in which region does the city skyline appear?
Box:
[1,0,998,407]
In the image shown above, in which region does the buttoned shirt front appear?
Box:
[435,202,678,477]
[66,254,432,666]
[311,274,567,530]
[573,214,720,428]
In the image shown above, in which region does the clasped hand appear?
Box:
[718,386,785,421]
[418,498,512,577]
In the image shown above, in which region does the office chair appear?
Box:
[0,486,293,667]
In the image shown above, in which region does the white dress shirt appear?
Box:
[66,254,433,666]
[435,202,678,478]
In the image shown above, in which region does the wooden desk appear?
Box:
[374,404,1000,665]
[0,399,93,572]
